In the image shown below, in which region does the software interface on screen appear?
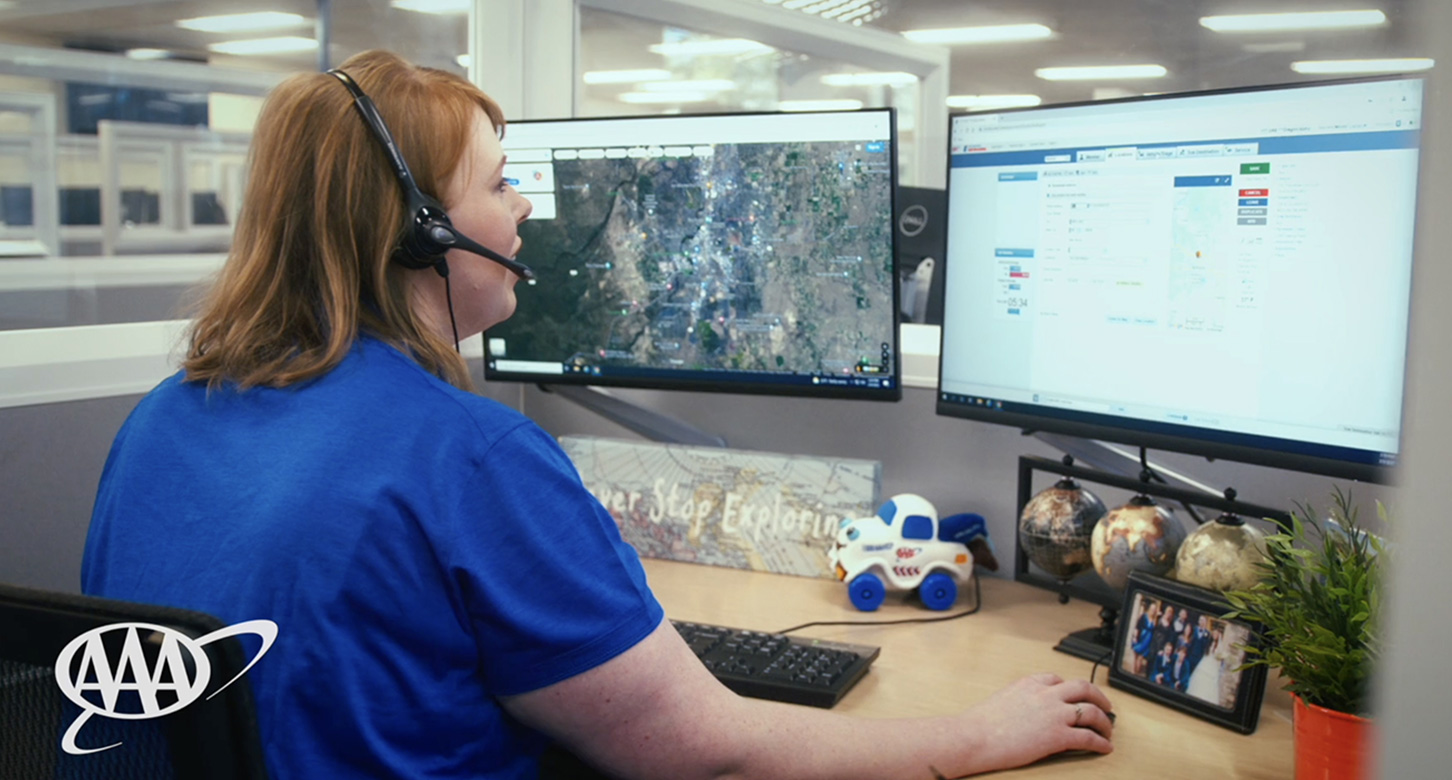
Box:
[939,77,1422,474]
[487,110,898,398]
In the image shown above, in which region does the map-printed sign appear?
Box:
[560,436,882,579]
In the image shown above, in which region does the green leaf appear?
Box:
[1223,489,1386,715]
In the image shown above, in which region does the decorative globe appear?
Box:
[1174,513,1268,592]
[1091,494,1186,592]
[1018,478,1106,580]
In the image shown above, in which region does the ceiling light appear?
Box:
[639,79,736,93]
[391,0,471,13]
[1200,10,1386,33]
[1035,64,1168,81]
[583,69,673,85]
[901,23,1053,45]
[176,11,307,33]
[778,99,864,111]
[765,0,888,25]
[618,91,713,104]
[946,94,1042,111]
[125,48,171,60]
[208,37,319,56]
[1292,57,1434,74]
[821,0,873,20]
[648,39,773,57]
[821,71,917,87]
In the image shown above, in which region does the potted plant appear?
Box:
[1223,487,1385,780]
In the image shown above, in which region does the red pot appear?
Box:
[1293,695,1376,779]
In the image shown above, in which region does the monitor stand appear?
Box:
[1032,432,1221,497]
[540,384,728,448]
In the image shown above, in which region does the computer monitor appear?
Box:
[1,186,33,227]
[59,187,101,226]
[191,191,229,225]
[486,110,900,400]
[120,189,160,225]
[937,76,1424,483]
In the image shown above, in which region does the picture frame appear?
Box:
[1108,571,1268,734]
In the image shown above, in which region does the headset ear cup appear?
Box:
[393,208,448,270]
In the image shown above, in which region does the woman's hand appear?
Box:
[955,673,1115,773]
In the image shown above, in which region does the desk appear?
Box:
[642,558,1293,779]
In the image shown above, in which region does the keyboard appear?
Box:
[670,619,880,708]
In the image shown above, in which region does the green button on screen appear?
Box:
[1241,162,1270,174]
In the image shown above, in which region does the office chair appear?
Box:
[0,582,269,780]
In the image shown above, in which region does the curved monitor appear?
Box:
[486,110,900,400]
[937,76,1424,482]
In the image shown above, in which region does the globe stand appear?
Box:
[1053,605,1119,663]
[1014,453,1293,661]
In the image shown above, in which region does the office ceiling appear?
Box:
[0,0,1429,104]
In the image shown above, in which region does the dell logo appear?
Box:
[54,619,277,756]
[899,204,928,237]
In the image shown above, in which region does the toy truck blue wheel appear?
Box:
[919,572,958,611]
[848,573,886,611]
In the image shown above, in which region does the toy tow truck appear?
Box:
[828,494,998,611]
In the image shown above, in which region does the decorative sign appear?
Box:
[559,436,882,580]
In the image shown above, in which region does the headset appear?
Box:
[326,68,536,283]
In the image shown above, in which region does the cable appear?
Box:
[1089,647,1114,685]
[775,570,982,635]
[1087,649,1119,725]
[441,266,460,352]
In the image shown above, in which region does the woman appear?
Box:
[1186,625,1226,705]
[1130,601,1159,675]
[82,50,1113,780]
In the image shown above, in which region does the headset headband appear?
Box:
[326,68,536,281]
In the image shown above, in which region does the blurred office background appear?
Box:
[0,3,1447,774]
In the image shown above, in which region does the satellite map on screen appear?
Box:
[489,138,894,379]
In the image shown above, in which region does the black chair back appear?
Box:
[0,583,269,780]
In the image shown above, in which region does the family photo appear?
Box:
[1119,591,1252,711]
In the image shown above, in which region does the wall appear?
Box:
[0,370,1386,595]
[0,393,140,592]
[519,381,1389,576]
[0,360,522,593]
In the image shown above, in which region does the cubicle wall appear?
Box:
[0,92,58,257]
[0,118,248,258]
[1,368,1379,595]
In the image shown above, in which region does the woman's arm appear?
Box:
[502,619,1113,780]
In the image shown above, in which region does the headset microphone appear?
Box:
[408,206,537,281]
[327,69,537,282]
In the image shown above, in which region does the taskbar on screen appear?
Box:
[937,392,1394,470]
[489,362,897,392]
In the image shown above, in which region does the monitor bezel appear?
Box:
[486,107,902,402]
[935,74,1425,483]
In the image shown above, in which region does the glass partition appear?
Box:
[0,93,58,258]
[579,5,923,183]
[98,121,249,255]
[0,0,1442,400]
[0,0,470,345]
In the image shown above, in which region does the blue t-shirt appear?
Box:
[83,335,664,779]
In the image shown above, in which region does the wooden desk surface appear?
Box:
[642,558,1293,779]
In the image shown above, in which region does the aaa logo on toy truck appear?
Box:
[828,494,991,612]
